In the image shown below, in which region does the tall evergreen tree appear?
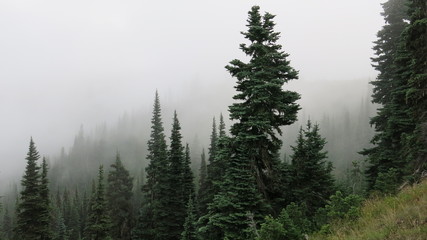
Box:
[107,152,134,240]
[290,121,334,215]
[225,5,300,202]
[133,91,169,240]
[85,165,111,240]
[16,138,43,239]
[167,111,187,240]
[362,0,419,190]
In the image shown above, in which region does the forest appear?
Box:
[1,0,426,240]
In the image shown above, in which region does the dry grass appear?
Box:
[310,180,427,240]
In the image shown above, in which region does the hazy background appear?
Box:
[0,0,384,188]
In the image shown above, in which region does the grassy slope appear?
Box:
[310,180,427,240]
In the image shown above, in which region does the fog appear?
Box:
[0,0,384,189]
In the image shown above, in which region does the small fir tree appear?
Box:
[107,152,134,240]
[85,165,111,240]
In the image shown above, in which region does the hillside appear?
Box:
[310,180,427,240]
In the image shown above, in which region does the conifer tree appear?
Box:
[202,138,265,240]
[225,5,300,201]
[107,153,134,240]
[290,121,334,215]
[404,0,427,175]
[40,157,52,240]
[2,207,12,240]
[16,138,43,239]
[167,111,187,239]
[85,165,111,240]
[133,91,169,240]
[197,149,208,216]
[182,144,195,205]
[218,113,226,138]
[362,0,420,190]
[181,195,199,240]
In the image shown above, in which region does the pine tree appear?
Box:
[290,121,335,215]
[182,144,195,205]
[85,165,111,240]
[202,115,229,217]
[40,157,52,240]
[225,5,300,202]
[2,207,12,240]
[181,195,199,240]
[202,138,265,240]
[107,153,134,240]
[218,113,226,138]
[167,111,187,240]
[197,149,208,216]
[208,117,218,164]
[133,91,169,240]
[16,138,43,239]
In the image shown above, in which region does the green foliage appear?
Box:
[256,207,304,240]
[373,168,399,194]
[324,191,363,221]
[107,153,134,240]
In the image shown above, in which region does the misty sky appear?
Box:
[0,0,385,183]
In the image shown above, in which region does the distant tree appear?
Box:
[107,153,134,240]
[181,195,199,240]
[182,144,195,205]
[290,121,335,215]
[197,149,208,215]
[225,5,300,205]
[16,138,44,239]
[85,165,111,240]
[202,118,222,217]
[2,207,12,240]
[218,113,226,138]
[40,157,53,240]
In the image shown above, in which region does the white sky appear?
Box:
[0,0,385,183]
